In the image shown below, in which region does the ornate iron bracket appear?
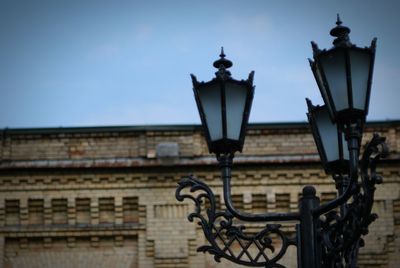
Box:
[175,133,388,268]
[319,134,388,267]
[176,176,296,267]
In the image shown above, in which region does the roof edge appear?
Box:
[1,120,399,135]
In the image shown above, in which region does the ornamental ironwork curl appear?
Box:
[319,133,388,267]
[176,176,296,267]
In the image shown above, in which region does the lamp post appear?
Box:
[176,17,387,268]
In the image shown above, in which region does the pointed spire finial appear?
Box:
[213,47,233,69]
[330,14,351,47]
[336,14,342,26]
[220,47,226,59]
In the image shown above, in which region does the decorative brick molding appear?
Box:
[0,121,399,267]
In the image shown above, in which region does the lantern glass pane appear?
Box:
[197,83,223,141]
[320,49,348,111]
[315,107,340,162]
[314,64,334,117]
[350,49,371,111]
[225,81,248,140]
[341,132,349,161]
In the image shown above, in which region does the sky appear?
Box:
[0,0,399,128]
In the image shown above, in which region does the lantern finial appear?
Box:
[336,14,342,26]
[220,47,226,58]
[213,47,233,69]
[330,14,351,47]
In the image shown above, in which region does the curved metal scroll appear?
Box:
[176,176,296,267]
[319,133,388,267]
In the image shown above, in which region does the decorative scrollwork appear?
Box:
[176,175,296,267]
[319,133,388,267]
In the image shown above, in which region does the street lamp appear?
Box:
[309,15,376,126]
[176,17,387,268]
[192,48,255,155]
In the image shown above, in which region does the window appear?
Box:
[123,197,139,223]
[52,199,68,225]
[5,200,20,225]
[28,199,44,225]
[275,193,290,212]
[99,198,114,224]
[232,194,244,210]
[252,194,267,213]
[76,198,90,225]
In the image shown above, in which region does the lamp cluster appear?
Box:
[177,15,386,268]
[307,15,377,177]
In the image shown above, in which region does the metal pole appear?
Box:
[299,186,320,268]
[219,153,300,222]
[334,174,349,216]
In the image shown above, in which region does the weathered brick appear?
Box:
[0,122,398,267]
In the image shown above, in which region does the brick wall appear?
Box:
[0,121,399,268]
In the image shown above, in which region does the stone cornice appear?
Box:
[0,153,398,171]
[1,120,399,135]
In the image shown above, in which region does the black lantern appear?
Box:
[191,48,255,155]
[309,15,376,125]
[306,99,349,174]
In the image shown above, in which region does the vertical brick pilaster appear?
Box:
[0,199,4,227]
[138,133,147,157]
[115,196,123,225]
[90,199,99,225]
[243,192,252,211]
[19,199,28,226]
[44,198,52,225]
[68,198,76,225]
[138,205,146,225]
[269,193,277,213]
[290,189,300,212]
[138,231,153,267]
[266,190,275,212]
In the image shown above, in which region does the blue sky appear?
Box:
[0,0,399,128]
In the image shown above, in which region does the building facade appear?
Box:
[0,121,399,268]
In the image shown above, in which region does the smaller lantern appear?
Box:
[309,15,376,126]
[306,99,349,175]
[192,48,255,155]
